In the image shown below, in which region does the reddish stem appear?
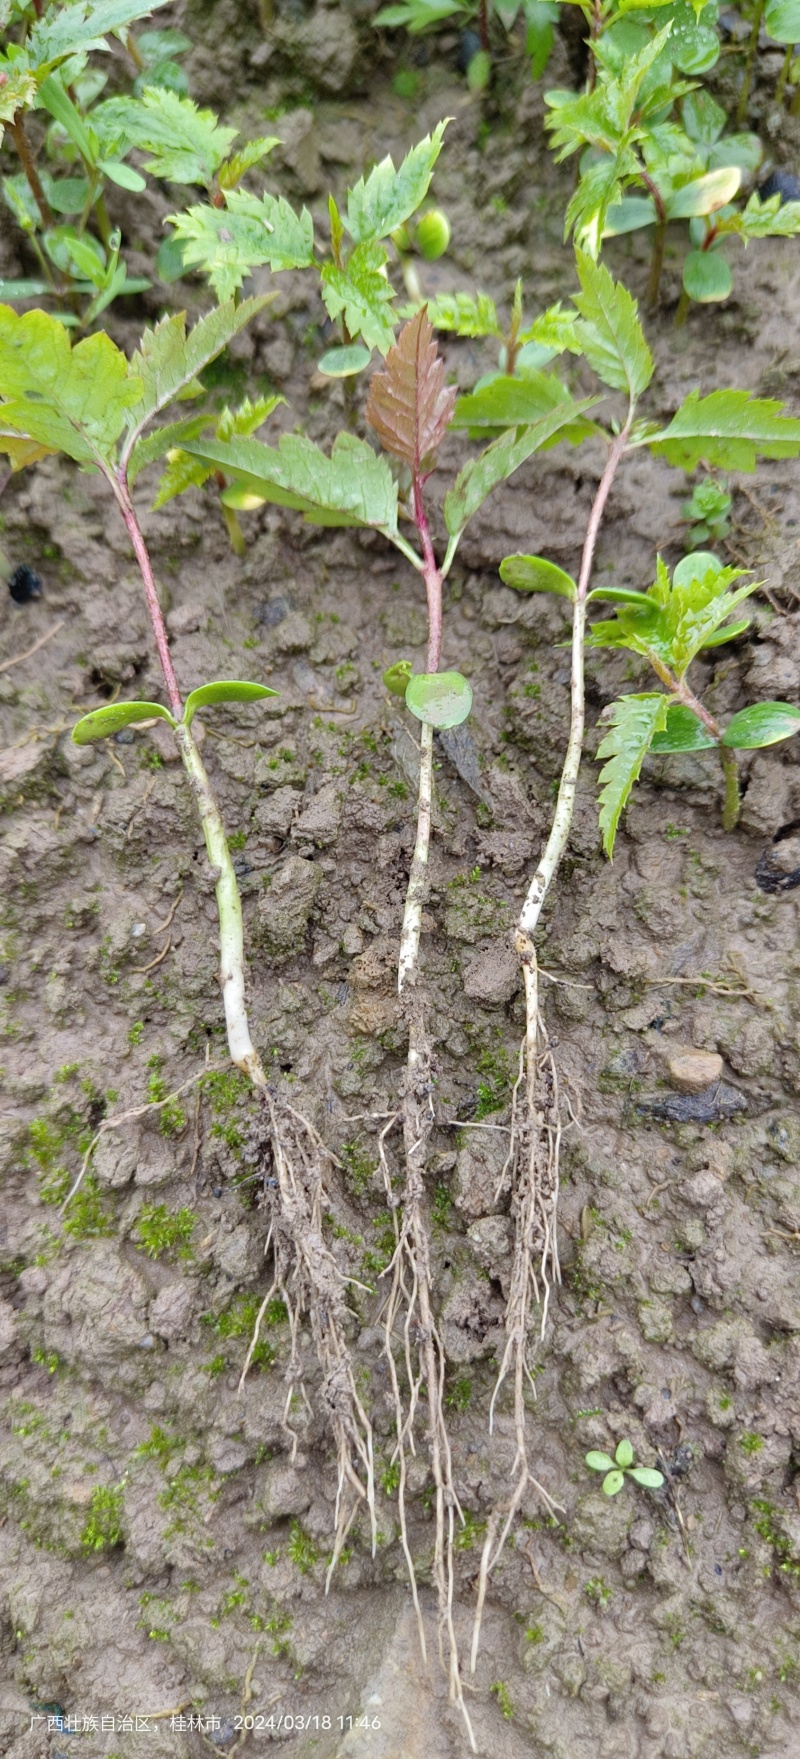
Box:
[478,0,489,53]
[412,472,443,673]
[9,113,53,228]
[111,470,184,719]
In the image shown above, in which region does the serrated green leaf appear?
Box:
[346,121,448,243]
[0,63,37,125]
[320,239,396,353]
[152,446,211,508]
[0,425,57,470]
[444,396,598,537]
[627,1466,664,1488]
[500,554,577,599]
[127,413,210,486]
[181,429,399,533]
[451,367,589,431]
[217,135,280,191]
[167,188,314,301]
[405,670,473,729]
[425,291,501,338]
[585,1451,616,1471]
[650,704,716,751]
[726,192,800,240]
[0,304,141,464]
[602,1470,625,1495]
[573,248,653,399]
[648,389,800,472]
[721,701,800,749]
[588,555,756,676]
[27,0,171,72]
[100,87,237,186]
[216,395,281,442]
[124,296,271,453]
[73,700,175,743]
[682,248,732,303]
[596,693,669,857]
[615,1438,635,1468]
[317,344,372,378]
[524,301,582,354]
[183,680,278,727]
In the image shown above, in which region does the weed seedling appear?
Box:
[586,1438,664,1496]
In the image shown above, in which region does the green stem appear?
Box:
[776,41,793,104]
[719,744,741,830]
[674,287,691,327]
[221,500,246,558]
[737,0,764,125]
[647,219,667,309]
[93,193,112,249]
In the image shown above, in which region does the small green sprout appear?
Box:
[681,475,732,547]
[585,1438,664,1497]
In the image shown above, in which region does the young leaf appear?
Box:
[73,700,175,744]
[627,1466,664,1488]
[383,659,413,696]
[166,189,314,301]
[682,249,732,304]
[451,367,586,431]
[0,305,141,464]
[572,248,653,400]
[405,671,473,729]
[127,414,209,486]
[425,291,501,339]
[615,1439,635,1469]
[364,306,455,472]
[217,136,280,192]
[98,87,238,186]
[587,587,656,610]
[721,702,800,749]
[500,554,577,599]
[346,121,448,243]
[650,705,716,752]
[183,681,278,727]
[665,167,741,221]
[585,1451,616,1472]
[602,1470,625,1496]
[125,297,271,449]
[181,429,399,533]
[596,693,669,857]
[317,344,372,378]
[647,390,800,472]
[444,397,598,537]
[320,240,396,354]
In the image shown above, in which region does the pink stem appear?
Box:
[576,425,630,604]
[413,471,443,673]
[111,470,184,719]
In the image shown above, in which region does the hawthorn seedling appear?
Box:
[588,551,800,846]
[0,296,279,1081]
[586,1439,664,1497]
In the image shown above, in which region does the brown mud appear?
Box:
[3,5,800,1756]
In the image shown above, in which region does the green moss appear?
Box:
[146,1057,187,1136]
[339,1139,373,1196]
[81,1484,124,1552]
[445,1374,472,1412]
[740,1431,764,1455]
[133,1203,195,1260]
[491,1681,513,1720]
[287,1520,318,1575]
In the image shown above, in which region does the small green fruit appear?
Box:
[390,222,413,254]
[415,209,451,261]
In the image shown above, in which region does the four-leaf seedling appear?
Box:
[586,1439,664,1497]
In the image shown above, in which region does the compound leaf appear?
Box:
[648,389,800,472]
[73,699,175,743]
[0,303,141,463]
[451,366,586,431]
[181,429,398,532]
[321,239,396,354]
[346,121,448,243]
[98,87,237,186]
[573,248,653,399]
[596,692,669,857]
[444,396,598,536]
[27,0,171,71]
[365,306,455,470]
[167,188,314,301]
[126,296,271,441]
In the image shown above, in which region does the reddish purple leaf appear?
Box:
[365,306,455,475]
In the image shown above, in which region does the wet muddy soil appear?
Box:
[3,6,800,1756]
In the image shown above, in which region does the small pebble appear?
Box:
[667,1050,724,1094]
[8,564,42,604]
[758,169,800,203]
